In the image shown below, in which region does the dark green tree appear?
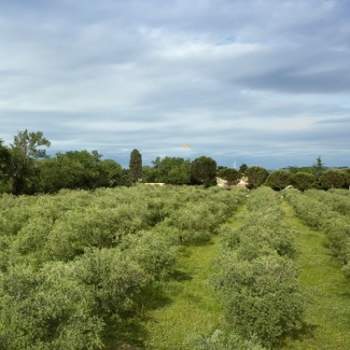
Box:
[343,169,350,188]
[0,140,11,193]
[9,130,50,194]
[142,166,159,183]
[38,151,125,192]
[129,149,142,183]
[291,172,316,191]
[191,156,217,186]
[0,140,11,178]
[266,171,292,191]
[218,168,240,185]
[319,170,346,189]
[313,156,325,177]
[239,163,248,175]
[246,166,269,189]
[150,157,191,184]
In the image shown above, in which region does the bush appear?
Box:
[291,172,316,191]
[246,167,269,189]
[285,189,350,267]
[0,263,103,350]
[306,189,350,216]
[72,248,149,322]
[47,205,145,261]
[266,170,292,191]
[123,228,178,280]
[194,330,265,350]
[215,253,304,348]
[213,188,304,347]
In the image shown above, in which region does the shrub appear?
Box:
[246,167,269,189]
[214,254,304,348]
[285,189,350,266]
[213,188,304,347]
[123,228,178,280]
[47,205,146,260]
[306,190,350,216]
[0,263,103,350]
[194,330,265,350]
[72,248,149,322]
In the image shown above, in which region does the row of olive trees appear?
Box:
[0,186,247,349]
[211,187,305,348]
[285,189,350,279]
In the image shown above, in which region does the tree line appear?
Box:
[0,130,349,195]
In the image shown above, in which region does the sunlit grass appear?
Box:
[283,202,350,350]
[142,237,223,350]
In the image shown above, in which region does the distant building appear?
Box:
[144,182,166,186]
[237,177,249,188]
[216,177,248,189]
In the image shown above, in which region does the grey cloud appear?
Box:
[0,0,349,168]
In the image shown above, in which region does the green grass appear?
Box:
[142,208,248,350]
[142,236,223,350]
[282,201,350,350]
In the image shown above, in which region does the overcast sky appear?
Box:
[1,0,349,168]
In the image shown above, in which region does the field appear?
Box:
[0,186,350,349]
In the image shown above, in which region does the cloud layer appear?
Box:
[1,0,349,167]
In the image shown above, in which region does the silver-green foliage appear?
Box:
[0,185,247,349]
[285,188,350,270]
[194,330,265,350]
[214,187,305,348]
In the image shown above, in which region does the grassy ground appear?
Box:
[142,208,247,350]
[282,201,350,350]
[142,236,223,350]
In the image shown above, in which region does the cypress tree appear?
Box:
[129,149,142,183]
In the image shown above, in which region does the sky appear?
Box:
[0,0,349,168]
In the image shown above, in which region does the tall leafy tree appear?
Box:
[239,163,248,175]
[217,168,240,185]
[319,170,346,189]
[150,157,191,184]
[266,170,292,191]
[129,149,142,183]
[0,140,11,192]
[291,172,316,191]
[246,166,269,189]
[191,156,217,186]
[0,140,11,178]
[9,130,50,194]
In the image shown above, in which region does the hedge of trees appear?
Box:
[0,131,131,195]
[0,186,247,349]
[1,130,349,195]
[211,187,305,348]
[285,188,350,279]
